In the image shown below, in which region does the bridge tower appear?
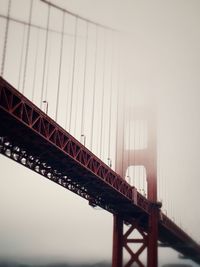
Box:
[112,107,159,267]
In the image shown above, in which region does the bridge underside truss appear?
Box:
[1,77,200,265]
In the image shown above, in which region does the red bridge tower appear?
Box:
[112,107,159,267]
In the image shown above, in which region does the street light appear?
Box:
[107,157,112,168]
[42,100,48,114]
[81,134,86,146]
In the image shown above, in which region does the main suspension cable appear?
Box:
[40,0,118,32]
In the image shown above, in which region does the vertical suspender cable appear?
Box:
[157,130,161,200]
[44,35,51,103]
[138,120,141,191]
[127,99,131,183]
[142,120,144,194]
[133,94,136,186]
[115,35,121,173]
[107,32,114,162]
[139,120,141,192]
[68,17,78,132]
[166,173,168,212]
[22,0,33,94]
[121,84,126,178]
[65,58,72,130]
[99,30,106,159]
[90,26,98,150]
[18,24,26,90]
[133,119,136,187]
[31,28,39,101]
[55,11,65,121]
[164,173,167,210]
[142,120,145,195]
[80,22,89,139]
[40,4,50,108]
[1,0,11,77]
[159,129,163,203]
[73,67,81,137]
[143,120,146,195]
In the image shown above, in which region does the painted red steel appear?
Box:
[112,216,123,267]
[123,216,148,267]
[0,77,200,264]
[113,106,159,267]
[112,215,148,267]
[0,77,150,215]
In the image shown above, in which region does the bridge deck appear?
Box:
[0,77,200,264]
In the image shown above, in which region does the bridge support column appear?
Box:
[112,215,123,267]
[147,207,158,267]
[112,212,159,267]
[112,215,150,267]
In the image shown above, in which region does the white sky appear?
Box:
[0,0,200,266]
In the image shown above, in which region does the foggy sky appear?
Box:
[0,0,200,266]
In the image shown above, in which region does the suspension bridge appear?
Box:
[0,0,200,266]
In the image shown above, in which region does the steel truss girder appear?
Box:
[0,77,200,264]
[0,77,150,214]
[0,136,103,207]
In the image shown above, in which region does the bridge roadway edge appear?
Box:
[0,77,200,264]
